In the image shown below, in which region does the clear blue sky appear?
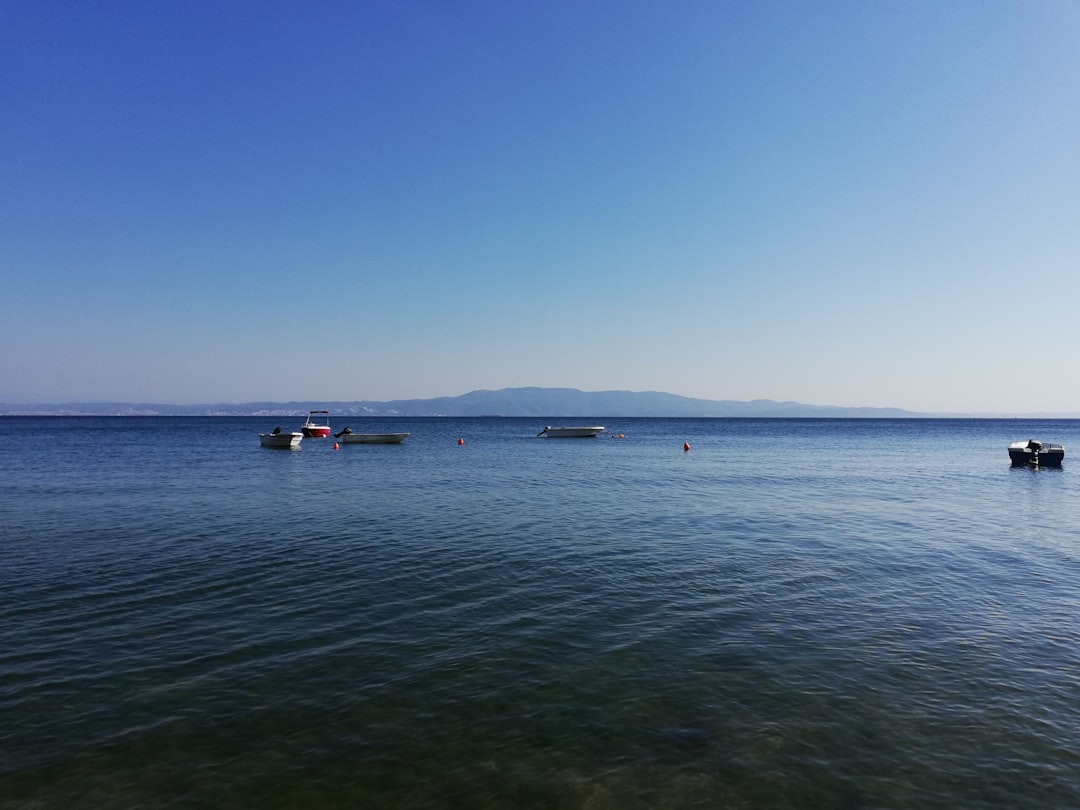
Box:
[3,1,1078,412]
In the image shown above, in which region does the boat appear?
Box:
[336,429,410,444]
[1008,439,1064,466]
[537,425,605,438]
[301,410,332,438]
[260,427,303,448]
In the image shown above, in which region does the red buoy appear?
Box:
[333,442,339,450]
[683,442,691,452]
[458,437,465,445]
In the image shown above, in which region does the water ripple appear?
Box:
[3,417,1080,807]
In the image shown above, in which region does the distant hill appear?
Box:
[1,387,923,417]
[349,387,920,418]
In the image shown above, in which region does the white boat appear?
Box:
[537,425,605,438]
[1008,439,1064,467]
[338,431,410,444]
[260,429,303,448]
[302,410,332,437]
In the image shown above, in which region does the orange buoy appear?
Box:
[458,437,465,445]
[618,434,625,439]
[683,442,691,452]
[333,442,339,450]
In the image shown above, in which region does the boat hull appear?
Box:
[538,426,605,438]
[302,426,331,437]
[260,432,303,448]
[339,433,410,444]
[1009,440,1065,466]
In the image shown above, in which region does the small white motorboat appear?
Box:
[537,425,605,438]
[334,427,409,444]
[1008,439,1064,466]
[260,428,303,448]
[302,410,332,438]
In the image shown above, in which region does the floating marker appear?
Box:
[458,437,465,445]
[683,442,691,452]
[333,442,339,450]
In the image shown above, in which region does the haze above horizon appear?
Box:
[3,2,1078,413]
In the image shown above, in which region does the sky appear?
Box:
[2,1,1079,413]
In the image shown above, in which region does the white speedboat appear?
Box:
[1008,439,1064,466]
[537,425,605,438]
[260,429,303,448]
[338,431,410,444]
[302,410,332,438]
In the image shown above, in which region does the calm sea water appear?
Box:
[2,416,1080,809]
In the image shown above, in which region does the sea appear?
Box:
[2,416,1080,809]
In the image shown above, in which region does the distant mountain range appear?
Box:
[4,387,1077,418]
[2,387,923,417]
